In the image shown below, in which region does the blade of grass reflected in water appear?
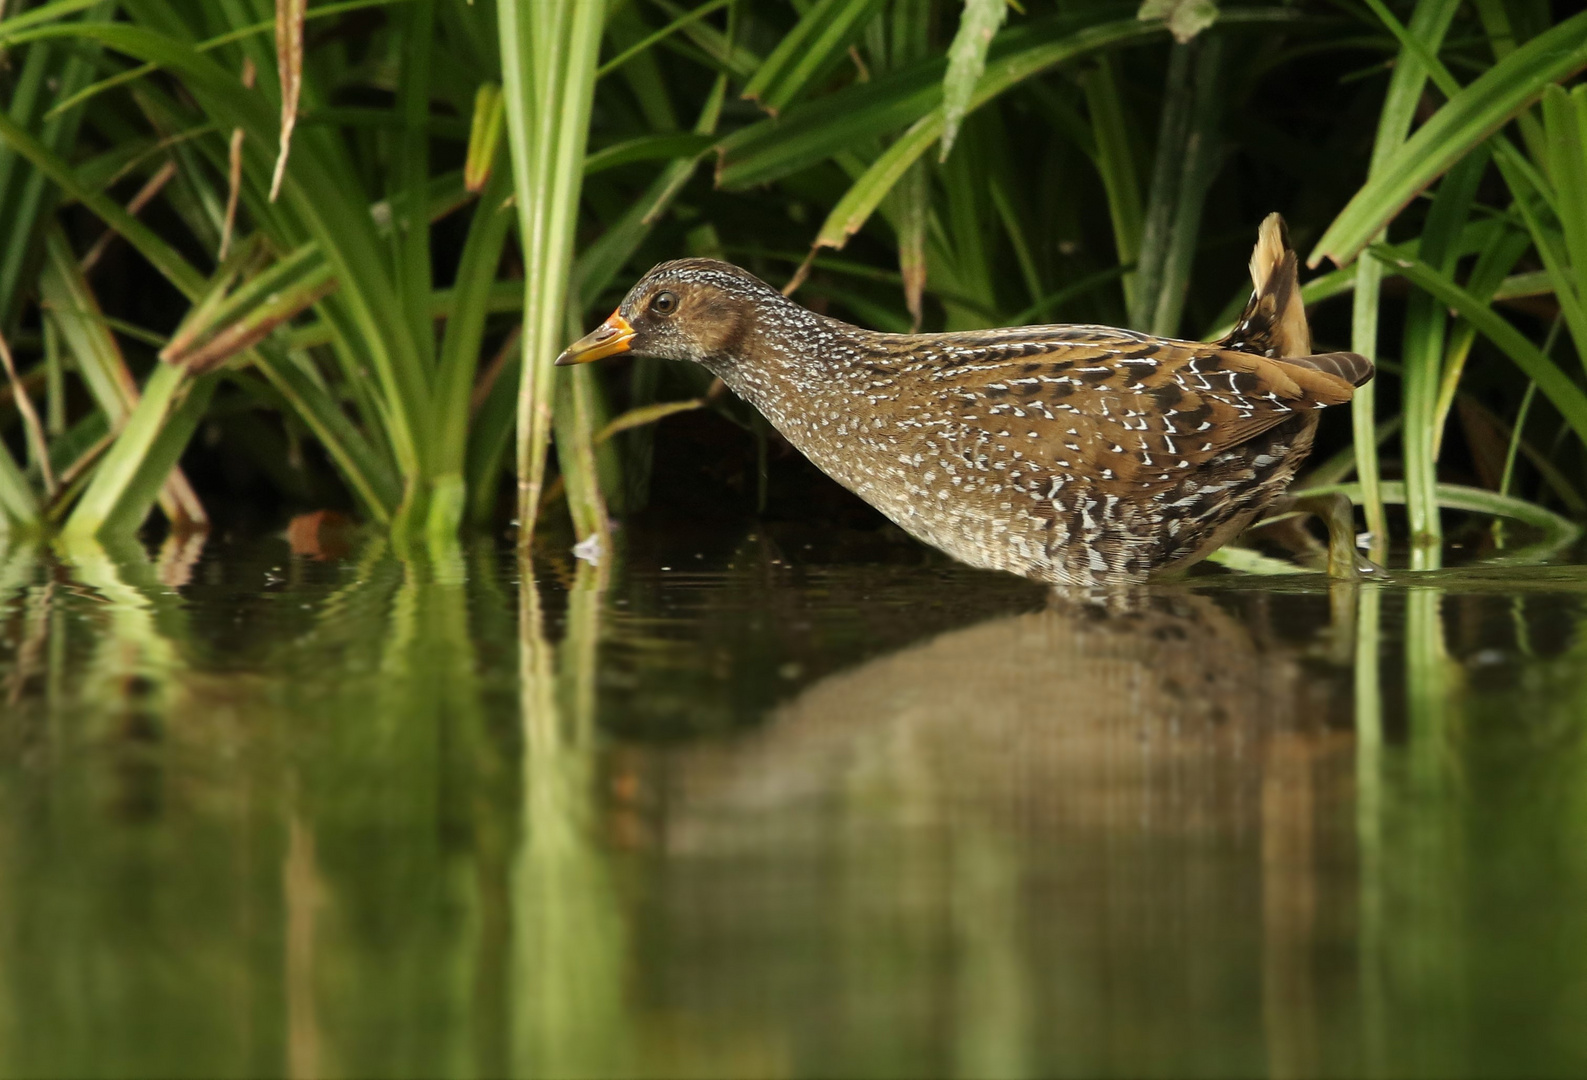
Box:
[228,539,484,1075]
[0,538,36,610]
[54,534,188,714]
[1404,580,1469,1072]
[515,558,629,1077]
[0,540,41,710]
[1353,580,1388,1076]
[305,542,509,1075]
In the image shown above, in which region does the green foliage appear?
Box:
[0,0,1585,559]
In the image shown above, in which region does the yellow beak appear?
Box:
[555,310,634,366]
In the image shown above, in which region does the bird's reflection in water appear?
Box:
[625,586,1359,1077]
[648,587,1352,832]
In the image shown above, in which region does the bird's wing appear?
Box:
[891,328,1362,489]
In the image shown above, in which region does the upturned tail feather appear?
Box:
[1222,212,1373,390]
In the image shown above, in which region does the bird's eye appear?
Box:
[651,291,678,316]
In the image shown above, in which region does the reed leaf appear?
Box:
[1376,247,1587,450]
[269,0,305,202]
[721,7,1156,190]
[464,82,504,192]
[433,162,514,534]
[40,228,207,528]
[742,0,885,116]
[500,0,607,543]
[1301,481,1581,550]
[61,365,218,540]
[595,399,707,445]
[1400,151,1487,551]
[940,0,1009,160]
[160,241,331,372]
[1311,11,1587,268]
[807,12,1215,255]
[0,445,40,531]
[1345,0,1461,553]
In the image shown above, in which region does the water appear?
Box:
[2,528,1587,1078]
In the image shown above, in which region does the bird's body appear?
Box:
[559,215,1373,586]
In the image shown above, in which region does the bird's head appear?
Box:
[555,259,785,370]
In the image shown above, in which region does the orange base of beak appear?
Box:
[556,311,634,366]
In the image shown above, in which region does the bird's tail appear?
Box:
[1222,212,1373,388]
[1222,213,1312,359]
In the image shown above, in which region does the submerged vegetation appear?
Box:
[0,0,1585,562]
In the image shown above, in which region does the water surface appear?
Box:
[2,529,1586,1078]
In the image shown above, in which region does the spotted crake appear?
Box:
[559,214,1372,586]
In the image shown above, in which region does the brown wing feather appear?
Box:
[888,328,1351,493]
[1281,351,1374,387]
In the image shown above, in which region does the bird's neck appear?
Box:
[703,310,879,423]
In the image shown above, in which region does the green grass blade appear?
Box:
[1345,0,1461,553]
[159,241,321,366]
[721,5,1299,191]
[594,398,706,444]
[1533,84,1587,373]
[0,102,204,295]
[0,2,113,328]
[1542,85,1587,291]
[1081,56,1142,312]
[720,7,1165,190]
[940,0,1008,160]
[4,63,399,532]
[1431,223,1532,457]
[1375,245,1587,449]
[807,12,1202,255]
[1311,11,1587,268]
[431,163,514,536]
[38,229,138,421]
[597,0,732,79]
[583,132,715,176]
[1300,480,1581,551]
[61,366,218,539]
[1134,37,1221,337]
[1399,151,1487,551]
[553,365,611,547]
[465,82,505,191]
[1132,41,1195,333]
[809,113,935,254]
[990,179,1043,309]
[167,265,335,375]
[892,159,931,330]
[39,228,208,528]
[32,22,434,519]
[572,76,728,308]
[501,0,608,541]
[0,443,41,531]
[1492,151,1587,366]
[649,0,761,78]
[742,0,885,116]
[395,0,436,375]
[31,0,411,118]
[0,0,104,39]
[936,121,998,326]
[255,346,401,522]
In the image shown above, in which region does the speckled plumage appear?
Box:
[570,214,1371,586]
